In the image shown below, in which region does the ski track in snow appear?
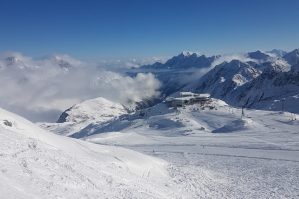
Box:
[161,151,299,199]
[84,101,299,199]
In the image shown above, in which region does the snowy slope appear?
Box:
[39,97,128,136]
[0,107,181,199]
[66,99,299,199]
[75,99,299,144]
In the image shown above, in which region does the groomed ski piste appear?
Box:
[80,99,299,199]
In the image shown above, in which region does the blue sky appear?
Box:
[0,0,299,59]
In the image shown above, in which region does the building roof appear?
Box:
[166,92,210,104]
[196,93,210,98]
[180,92,195,96]
[173,96,194,101]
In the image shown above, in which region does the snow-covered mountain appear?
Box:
[37,48,299,131]
[229,60,299,113]
[247,50,272,62]
[71,98,229,139]
[75,97,299,145]
[0,53,35,70]
[267,49,287,57]
[2,48,299,124]
[47,54,82,70]
[39,97,129,136]
[0,53,81,71]
[129,49,288,100]
[57,97,128,124]
[128,52,217,97]
[139,51,219,72]
[175,49,299,113]
[190,60,262,100]
[4,56,28,68]
[191,51,299,112]
[140,51,217,70]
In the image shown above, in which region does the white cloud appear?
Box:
[0,52,161,122]
[98,56,168,69]
[211,53,255,67]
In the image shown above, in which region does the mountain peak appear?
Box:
[291,49,299,55]
[50,54,82,69]
[224,59,244,66]
[5,56,20,65]
[179,51,200,57]
[0,52,30,66]
[286,49,299,56]
[54,97,128,136]
[2,53,31,69]
[283,49,299,65]
[248,50,270,60]
[267,49,287,57]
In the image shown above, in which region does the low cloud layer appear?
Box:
[211,53,255,67]
[0,52,161,122]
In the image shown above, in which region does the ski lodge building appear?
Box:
[165,92,211,107]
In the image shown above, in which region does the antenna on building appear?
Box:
[241,106,245,119]
[281,98,285,112]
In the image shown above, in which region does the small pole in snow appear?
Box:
[281,98,285,112]
[241,106,245,118]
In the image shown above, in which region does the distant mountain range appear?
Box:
[44,48,299,137]
[1,48,299,125]
[129,48,299,113]
[0,53,82,71]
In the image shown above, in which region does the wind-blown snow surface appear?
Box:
[70,100,299,199]
[0,107,181,199]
